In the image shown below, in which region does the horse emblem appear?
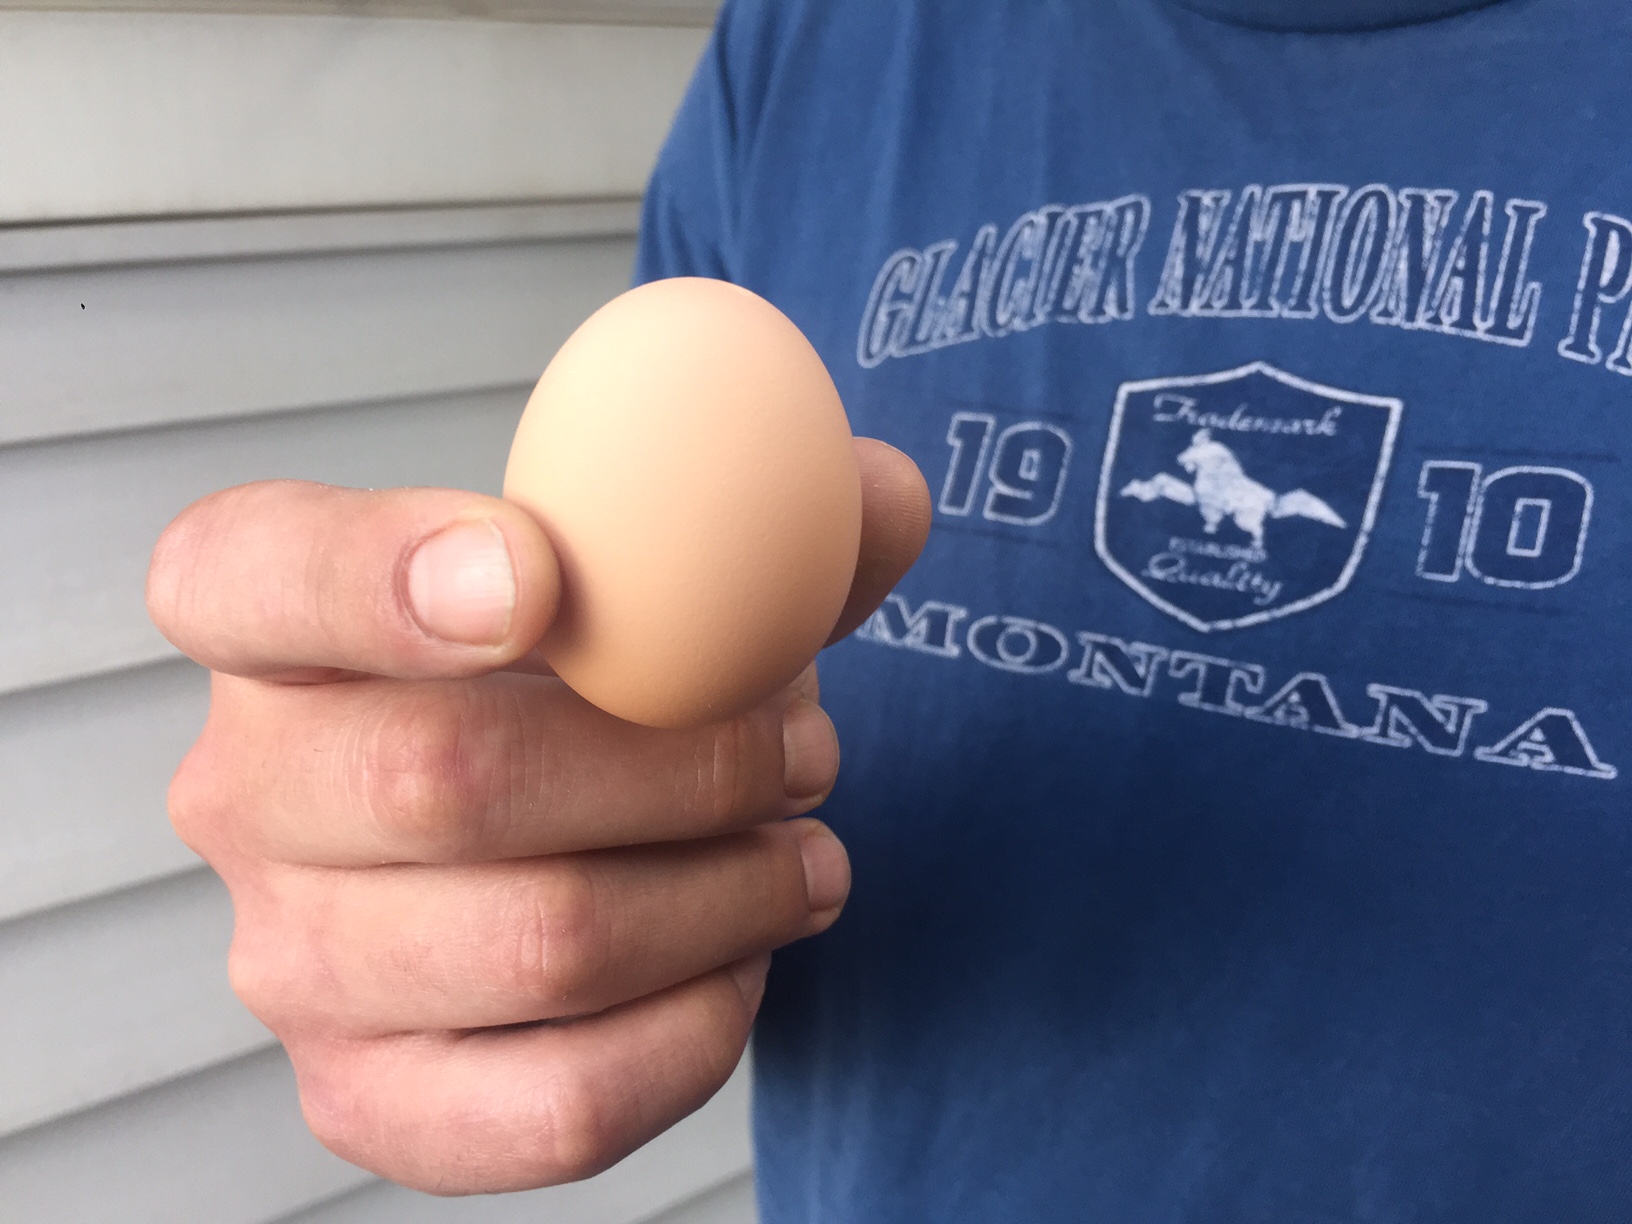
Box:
[1120,429,1347,550]
[1095,363,1401,632]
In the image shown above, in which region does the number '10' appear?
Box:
[1416,461,1593,589]
[940,412,1073,526]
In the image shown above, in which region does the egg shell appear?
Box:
[504,277,862,729]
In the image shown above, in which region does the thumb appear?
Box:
[826,438,933,645]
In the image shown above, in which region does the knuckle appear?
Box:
[165,679,279,862]
[535,1067,618,1183]
[226,926,293,1029]
[225,891,326,1033]
[293,1039,457,1191]
[166,736,230,859]
[495,865,603,1010]
[290,1042,377,1168]
[361,690,490,859]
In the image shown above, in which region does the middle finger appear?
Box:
[197,669,837,865]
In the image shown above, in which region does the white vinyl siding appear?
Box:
[0,8,756,1223]
[0,13,702,222]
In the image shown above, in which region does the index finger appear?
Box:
[149,435,930,686]
[147,481,562,683]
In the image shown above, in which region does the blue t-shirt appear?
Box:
[634,1,1632,1219]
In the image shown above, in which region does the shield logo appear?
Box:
[1095,362,1401,632]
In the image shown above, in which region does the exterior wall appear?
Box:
[0,8,757,1222]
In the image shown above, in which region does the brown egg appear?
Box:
[504,277,862,728]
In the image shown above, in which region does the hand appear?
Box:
[145,440,929,1195]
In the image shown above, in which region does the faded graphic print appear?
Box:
[1095,363,1401,632]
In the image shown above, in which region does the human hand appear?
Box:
[145,439,929,1194]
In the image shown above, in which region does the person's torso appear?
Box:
[702,2,1632,1218]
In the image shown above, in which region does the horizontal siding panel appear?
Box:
[0,867,269,1137]
[650,1172,757,1224]
[0,233,634,446]
[0,14,704,223]
[0,1,719,23]
[0,383,537,697]
[278,1060,752,1224]
[0,659,205,923]
[0,199,640,275]
[0,1046,369,1224]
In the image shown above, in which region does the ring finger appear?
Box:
[228,818,849,1035]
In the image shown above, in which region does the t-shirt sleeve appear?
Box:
[633,0,763,286]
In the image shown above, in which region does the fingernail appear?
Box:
[794,819,851,915]
[782,698,839,806]
[729,953,771,1011]
[406,520,515,646]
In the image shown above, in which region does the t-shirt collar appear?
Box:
[1164,0,1508,31]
